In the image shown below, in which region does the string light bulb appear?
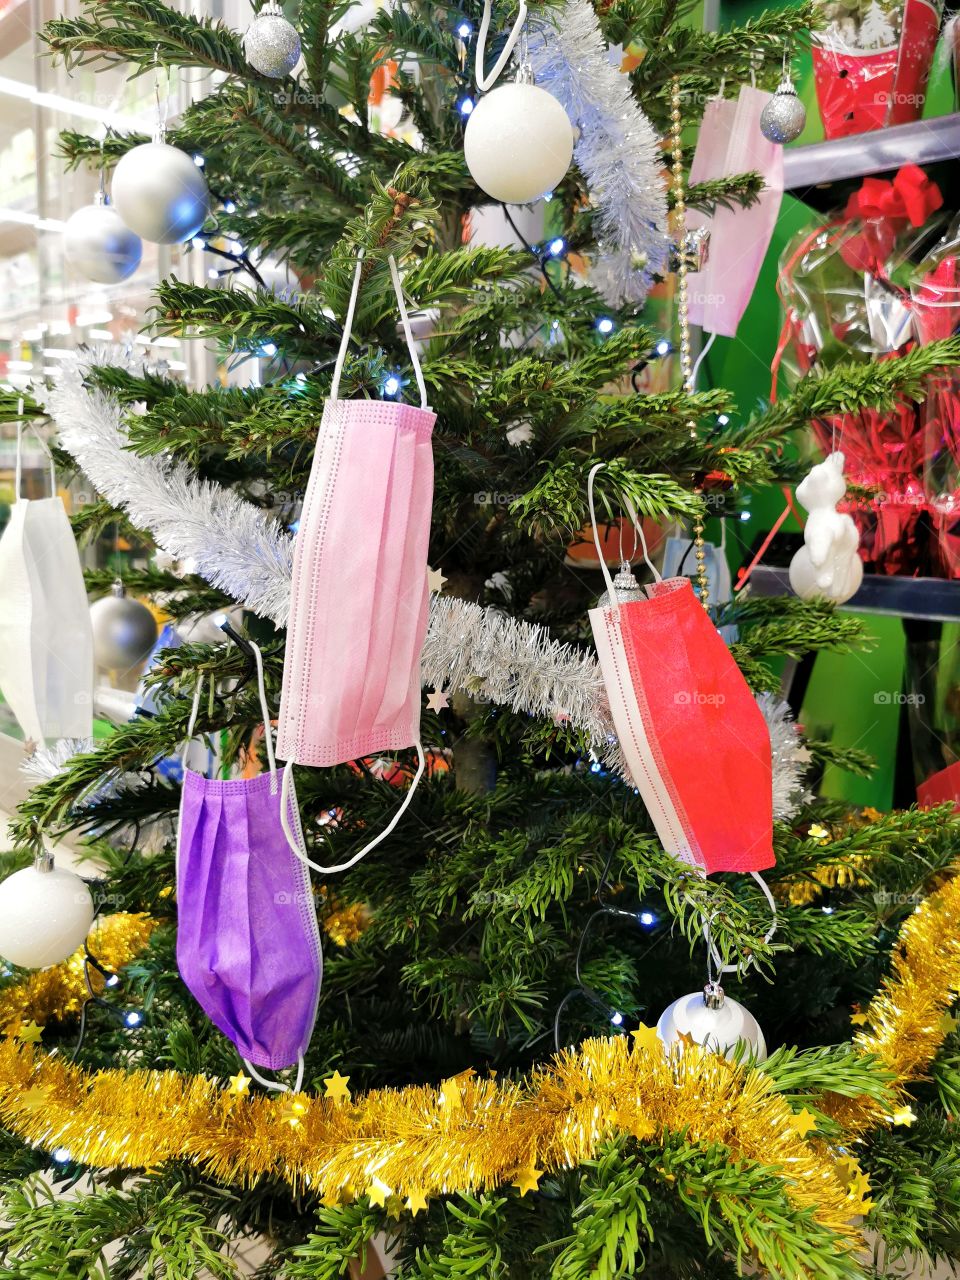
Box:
[596,317,614,335]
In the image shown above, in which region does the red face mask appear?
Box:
[587,466,775,876]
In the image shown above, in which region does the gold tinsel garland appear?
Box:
[0,913,158,1034]
[0,874,959,1235]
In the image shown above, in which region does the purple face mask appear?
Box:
[176,643,321,1091]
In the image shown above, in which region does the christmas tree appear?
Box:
[1,0,960,1275]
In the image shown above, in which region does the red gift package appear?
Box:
[812,0,943,139]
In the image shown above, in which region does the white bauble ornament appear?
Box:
[0,854,94,968]
[89,580,159,671]
[464,81,574,203]
[759,76,807,144]
[63,197,142,284]
[244,1,302,78]
[657,984,767,1061]
[111,142,210,244]
[788,451,863,605]
[176,606,244,645]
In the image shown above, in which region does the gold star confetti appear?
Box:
[793,745,813,764]
[789,1108,818,1139]
[835,1156,861,1189]
[677,1030,697,1050]
[281,1097,308,1128]
[849,1170,872,1204]
[426,567,447,594]
[807,823,831,842]
[16,1021,43,1044]
[631,1114,656,1140]
[385,1195,404,1220]
[405,1187,428,1215]
[368,1180,391,1208]
[892,1105,917,1127]
[512,1166,543,1196]
[227,1071,251,1097]
[850,1011,869,1026]
[439,1078,462,1112]
[324,1071,351,1104]
[631,1024,661,1055]
[20,1085,48,1113]
[940,1012,959,1035]
[426,688,449,713]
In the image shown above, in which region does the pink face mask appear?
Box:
[277,254,434,873]
[686,87,784,339]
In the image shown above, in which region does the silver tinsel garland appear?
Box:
[528,0,670,302]
[44,350,809,818]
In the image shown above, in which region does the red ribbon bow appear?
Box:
[840,164,943,275]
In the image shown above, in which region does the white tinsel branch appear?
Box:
[528,0,670,302]
[45,350,808,818]
[42,347,294,627]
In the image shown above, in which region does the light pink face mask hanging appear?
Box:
[277,253,434,872]
[686,86,784,339]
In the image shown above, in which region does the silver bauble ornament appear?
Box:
[597,561,647,608]
[244,1,302,78]
[111,141,210,244]
[759,77,806,144]
[63,194,142,284]
[656,983,767,1061]
[89,579,159,671]
[464,79,574,204]
[0,850,94,969]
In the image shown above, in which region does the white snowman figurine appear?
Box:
[789,451,864,605]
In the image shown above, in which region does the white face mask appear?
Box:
[0,411,94,745]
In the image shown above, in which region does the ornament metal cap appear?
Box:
[703,981,725,1010]
[110,577,126,599]
[33,847,54,874]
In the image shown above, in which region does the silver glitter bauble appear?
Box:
[597,561,647,608]
[89,580,158,672]
[244,2,302,78]
[111,141,210,244]
[63,195,142,284]
[759,77,807,144]
[657,983,767,1061]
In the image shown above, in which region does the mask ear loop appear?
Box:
[329,250,365,403]
[475,0,528,92]
[703,871,778,979]
[180,674,205,768]
[14,399,57,501]
[588,464,662,614]
[242,1054,305,1095]
[280,742,426,875]
[248,639,278,794]
[388,254,429,410]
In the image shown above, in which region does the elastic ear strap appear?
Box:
[587,463,619,613]
[329,251,365,402]
[281,744,426,875]
[475,0,528,91]
[620,492,662,583]
[249,640,278,789]
[15,402,57,500]
[705,871,778,978]
[242,1055,304,1095]
[181,674,205,764]
[388,254,428,409]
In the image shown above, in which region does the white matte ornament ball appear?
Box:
[63,200,142,284]
[89,582,159,671]
[759,79,806,144]
[0,862,94,968]
[111,142,210,244]
[244,2,302,78]
[464,82,574,204]
[657,985,766,1061]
